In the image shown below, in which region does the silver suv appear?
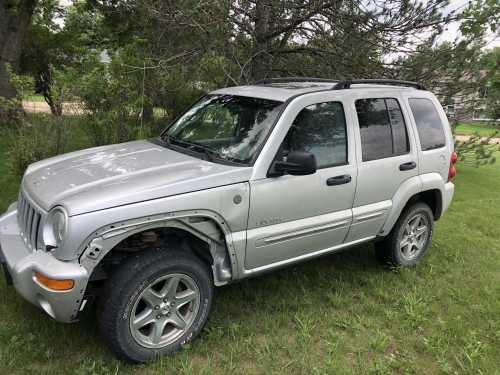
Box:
[0,78,456,362]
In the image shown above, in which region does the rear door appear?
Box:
[346,94,419,242]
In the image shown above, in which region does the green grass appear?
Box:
[1,130,499,374]
[454,122,499,137]
[22,93,45,102]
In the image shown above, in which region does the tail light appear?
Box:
[448,151,458,181]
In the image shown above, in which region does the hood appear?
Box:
[22,140,252,216]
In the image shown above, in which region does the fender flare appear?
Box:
[380,173,445,235]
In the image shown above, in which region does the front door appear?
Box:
[245,100,357,270]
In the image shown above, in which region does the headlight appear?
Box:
[53,210,66,243]
[43,207,68,249]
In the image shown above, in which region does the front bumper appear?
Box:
[0,204,88,323]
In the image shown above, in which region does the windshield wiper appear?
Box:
[193,144,218,162]
[167,137,219,162]
[161,135,246,165]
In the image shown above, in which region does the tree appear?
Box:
[84,0,227,120]
[20,0,101,116]
[480,48,499,120]
[225,0,456,82]
[0,0,37,118]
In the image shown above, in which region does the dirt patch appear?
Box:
[22,101,85,115]
[455,134,500,144]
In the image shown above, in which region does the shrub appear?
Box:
[7,114,67,176]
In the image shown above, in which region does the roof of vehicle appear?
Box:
[211,78,426,102]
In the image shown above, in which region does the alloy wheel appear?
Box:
[129,273,200,349]
[399,213,430,261]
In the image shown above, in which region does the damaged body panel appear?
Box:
[80,210,238,286]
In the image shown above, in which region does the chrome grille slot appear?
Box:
[17,192,44,251]
[22,198,29,230]
[32,213,41,248]
[26,207,34,240]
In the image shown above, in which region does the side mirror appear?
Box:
[271,151,317,176]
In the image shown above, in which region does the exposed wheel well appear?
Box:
[405,189,443,220]
[85,219,233,288]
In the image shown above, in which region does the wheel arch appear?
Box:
[79,210,238,286]
[381,174,444,236]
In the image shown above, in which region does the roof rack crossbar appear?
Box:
[332,79,426,90]
[255,77,340,85]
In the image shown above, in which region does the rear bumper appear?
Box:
[0,204,88,323]
[442,182,455,215]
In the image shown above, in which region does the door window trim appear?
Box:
[272,100,350,172]
[355,97,412,163]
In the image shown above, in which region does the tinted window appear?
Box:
[284,102,347,168]
[387,99,409,155]
[355,98,409,161]
[409,98,446,151]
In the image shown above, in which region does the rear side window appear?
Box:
[355,98,409,161]
[408,98,446,150]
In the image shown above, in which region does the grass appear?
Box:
[22,93,45,102]
[1,129,499,374]
[454,122,499,137]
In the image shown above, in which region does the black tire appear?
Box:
[98,249,213,363]
[375,202,434,266]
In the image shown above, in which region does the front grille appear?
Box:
[17,192,43,251]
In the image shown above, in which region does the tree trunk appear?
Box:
[0,0,37,105]
[142,105,153,123]
[250,0,273,81]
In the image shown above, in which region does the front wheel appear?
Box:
[375,202,434,266]
[98,249,213,363]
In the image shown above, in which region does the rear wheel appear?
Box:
[375,202,434,266]
[98,249,213,363]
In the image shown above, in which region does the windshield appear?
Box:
[163,95,284,164]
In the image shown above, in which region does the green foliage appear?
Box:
[7,114,68,176]
[455,139,498,167]
[0,66,34,126]
[451,121,499,167]
[460,0,500,40]
[73,54,153,145]
[480,48,500,119]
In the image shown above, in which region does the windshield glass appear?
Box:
[163,95,284,164]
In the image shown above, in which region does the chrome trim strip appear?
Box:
[256,220,350,247]
[354,210,387,223]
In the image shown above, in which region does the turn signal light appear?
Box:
[34,272,75,291]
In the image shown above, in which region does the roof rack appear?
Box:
[254,77,426,90]
[255,77,340,85]
[332,79,426,90]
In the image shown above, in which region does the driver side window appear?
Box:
[283,101,347,168]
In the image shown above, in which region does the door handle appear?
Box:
[326,174,352,186]
[399,161,417,171]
